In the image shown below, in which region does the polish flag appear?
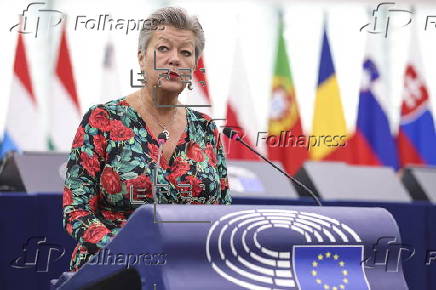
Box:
[48,24,81,151]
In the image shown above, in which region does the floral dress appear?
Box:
[62,96,231,272]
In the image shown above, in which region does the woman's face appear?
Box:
[139,25,197,94]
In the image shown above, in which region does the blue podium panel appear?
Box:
[55,205,408,290]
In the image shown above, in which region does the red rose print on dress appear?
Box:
[205,144,217,167]
[71,245,79,262]
[101,209,125,221]
[63,187,73,207]
[147,143,159,162]
[64,99,233,272]
[93,134,107,158]
[220,178,229,191]
[69,210,89,221]
[80,152,101,177]
[185,175,204,197]
[82,224,111,244]
[147,143,168,169]
[118,99,129,106]
[66,223,73,235]
[89,195,99,212]
[89,108,111,131]
[110,120,134,141]
[171,156,191,176]
[101,167,122,194]
[125,175,153,201]
[186,141,205,162]
[72,127,85,148]
[177,131,187,145]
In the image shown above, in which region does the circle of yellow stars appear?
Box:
[311,252,349,290]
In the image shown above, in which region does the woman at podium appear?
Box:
[62,7,231,272]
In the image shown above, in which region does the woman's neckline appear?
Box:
[120,95,190,167]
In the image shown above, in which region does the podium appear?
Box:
[52,204,408,289]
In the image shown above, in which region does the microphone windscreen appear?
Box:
[158,132,168,141]
[222,127,239,140]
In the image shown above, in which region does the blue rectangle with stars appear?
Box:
[293,245,370,290]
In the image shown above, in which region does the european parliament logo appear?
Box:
[206,209,370,289]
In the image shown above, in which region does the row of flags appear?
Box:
[226,13,436,176]
[0,21,216,158]
[1,14,436,177]
[0,24,81,157]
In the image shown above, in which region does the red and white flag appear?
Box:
[100,38,121,103]
[49,24,81,151]
[397,27,436,166]
[225,39,259,160]
[179,56,212,117]
[1,33,45,157]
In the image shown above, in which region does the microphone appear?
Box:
[222,127,322,206]
[152,132,169,203]
[158,132,168,145]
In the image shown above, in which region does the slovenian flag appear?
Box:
[225,37,259,160]
[349,35,399,170]
[48,23,81,151]
[397,28,436,167]
[267,12,307,175]
[0,33,45,158]
[310,26,348,161]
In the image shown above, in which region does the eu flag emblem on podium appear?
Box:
[293,246,370,290]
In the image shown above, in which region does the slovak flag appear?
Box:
[0,33,45,158]
[48,24,81,151]
[178,56,212,117]
[349,35,399,170]
[397,30,436,167]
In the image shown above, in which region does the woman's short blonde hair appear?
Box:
[138,7,205,63]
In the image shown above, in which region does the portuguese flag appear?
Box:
[267,12,307,176]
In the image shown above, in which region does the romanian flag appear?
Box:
[397,29,436,167]
[310,27,348,161]
[267,13,307,175]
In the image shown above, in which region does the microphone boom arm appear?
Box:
[225,129,322,206]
